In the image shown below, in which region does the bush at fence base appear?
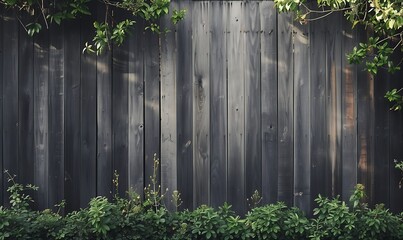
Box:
[0,183,402,240]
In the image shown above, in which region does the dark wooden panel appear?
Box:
[96,4,113,198]
[2,11,19,205]
[0,6,3,205]
[112,33,129,197]
[80,10,97,206]
[356,28,374,204]
[176,0,193,210]
[160,8,177,209]
[192,1,210,208]
[64,20,81,212]
[128,22,145,196]
[18,23,34,190]
[48,24,65,209]
[209,0,228,207]
[341,19,358,202]
[33,27,49,209]
[227,1,245,214]
[244,1,262,208]
[293,20,310,212]
[277,11,293,206]
[325,13,343,198]
[310,19,327,205]
[260,1,278,204]
[373,68,390,207]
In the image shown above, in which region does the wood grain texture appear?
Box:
[192,1,210,208]
[80,10,97,206]
[96,4,113,198]
[2,10,19,206]
[128,21,145,196]
[293,20,310,213]
[244,1,262,208]
[227,1,245,214]
[260,1,278,204]
[176,0,193,210]
[209,0,228,207]
[64,20,81,212]
[341,19,358,202]
[277,11,293,206]
[48,24,65,209]
[34,27,49,209]
[160,1,177,210]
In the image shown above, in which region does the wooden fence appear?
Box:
[1,0,402,214]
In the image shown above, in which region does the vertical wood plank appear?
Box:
[227,1,245,214]
[48,24,65,209]
[96,5,113,199]
[2,11,19,205]
[176,0,193,210]
[18,24,34,191]
[192,1,210,208]
[64,20,81,211]
[80,11,97,206]
[244,1,262,207]
[260,1,278,204]
[112,35,129,197]
[326,13,343,198]
[356,28,374,204]
[0,6,3,205]
[144,29,160,187]
[341,19,358,202]
[310,19,327,205]
[277,11,293,206]
[34,27,49,209]
[373,68,390,207]
[210,1,228,207]
[293,20,310,212]
[128,21,145,196]
[160,3,177,210]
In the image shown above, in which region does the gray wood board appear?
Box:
[192,1,210,207]
[277,11,293,206]
[0,6,3,205]
[209,1,228,207]
[260,1,278,204]
[227,1,246,214]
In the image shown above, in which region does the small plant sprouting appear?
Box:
[144,153,168,211]
[171,190,183,211]
[247,190,263,209]
[4,170,38,210]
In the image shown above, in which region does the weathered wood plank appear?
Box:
[128,20,145,196]
[160,2,177,210]
[0,6,3,205]
[293,20,310,212]
[192,1,210,208]
[112,33,129,197]
[326,13,343,198]
[356,27,374,204]
[310,19,327,205]
[64,20,81,211]
[144,29,160,188]
[260,1,278,204]
[34,27,49,209]
[2,10,19,206]
[277,11,293,206]
[227,1,245,214]
[341,19,358,202]
[176,0,193,210]
[80,10,97,206]
[18,23,34,191]
[244,1,262,208]
[209,0,228,207]
[96,4,113,198]
[48,24,65,209]
[373,68,390,207]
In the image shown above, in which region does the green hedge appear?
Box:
[1,172,402,240]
